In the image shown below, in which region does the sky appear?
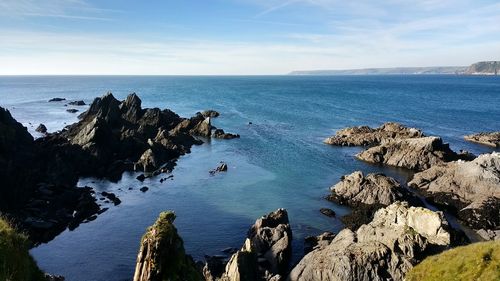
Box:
[0,0,499,75]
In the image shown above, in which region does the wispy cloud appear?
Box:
[0,0,116,21]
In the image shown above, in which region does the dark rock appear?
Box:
[212,128,240,139]
[66,109,79,113]
[209,162,228,175]
[68,100,86,106]
[304,232,335,254]
[319,208,336,218]
[101,191,121,206]
[36,123,48,134]
[136,174,146,182]
[48,98,66,102]
[140,186,149,192]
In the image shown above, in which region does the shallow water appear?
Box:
[0,75,499,281]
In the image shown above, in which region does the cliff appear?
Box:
[462,61,499,75]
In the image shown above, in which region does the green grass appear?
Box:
[407,240,500,281]
[0,217,45,281]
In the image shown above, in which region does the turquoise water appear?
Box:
[1,75,499,281]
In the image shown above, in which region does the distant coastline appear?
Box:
[289,61,499,75]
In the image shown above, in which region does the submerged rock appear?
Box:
[48,98,66,102]
[133,211,203,281]
[66,109,79,113]
[408,152,500,239]
[209,209,292,281]
[289,202,454,281]
[319,208,336,218]
[464,132,500,147]
[324,122,423,146]
[356,136,463,171]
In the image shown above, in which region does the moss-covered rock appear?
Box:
[0,217,45,281]
[406,241,500,281]
[133,211,203,281]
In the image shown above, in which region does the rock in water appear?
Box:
[66,109,79,113]
[48,98,65,102]
[464,132,500,147]
[212,209,292,281]
[289,202,454,281]
[212,129,240,139]
[324,122,423,146]
[35,123,48,134]
[356,136,462,171]
[68,100,86,106]
[328,171,414,206]
[409,152,500,240]
[133,211,202,281]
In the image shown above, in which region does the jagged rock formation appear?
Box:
[0,92,239,244]
[323,122,423,146]
[409,153,500,240]
[205,209,292,281]
[356,136,465,171]
[289,202,454,281]
[464,132,500,147]
[35,124,47,134]
[133,211,202,281]
[201,110,220,118]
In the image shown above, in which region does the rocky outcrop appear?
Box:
[356,136,464,171]
[464,132,500,147]
[207,209,292,281]
[1,93,238,244]
[210,162,228,175]
[327,171,421,229]
[289,202,454,281]
[408,152,500,239]
[324,122,423,146]
[133,211,202,281]
[213,129,240,139]
[328,171,414,206]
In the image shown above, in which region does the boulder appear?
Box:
[408,152,500,239]
[66,109,78,114]
[201,110,220,118]
[324,122,423,146]
[289,202,454,281]
[36,124,48,134]
[215,209,292,281]
[133,212,203,281]
[356,136,462,171]
[328,171,414,206]
[464,132,500,147]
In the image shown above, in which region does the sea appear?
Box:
[0,75,499,281]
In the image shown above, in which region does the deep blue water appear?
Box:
[0,75,499,281]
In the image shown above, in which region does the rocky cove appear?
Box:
[1,75,499,281]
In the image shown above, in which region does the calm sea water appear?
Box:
[1,75,499,281]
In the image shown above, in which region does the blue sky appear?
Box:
[0,0,499,74]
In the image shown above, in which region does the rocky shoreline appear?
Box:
[1,100,499,281]
[0,92,238,244]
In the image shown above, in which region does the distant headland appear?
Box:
[289,61,500,75]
